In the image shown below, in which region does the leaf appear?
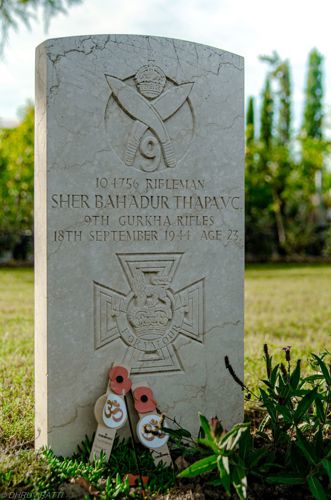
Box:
[197,437,220,453]
[294,388,317,423]
[315,397,325,423]
[255,430,271,442]
[257,414,271,433]
[162,427,191,439]
[275,402,293,424]
[321,459,331,482]
[293,388,312,396]
[307,475,328,500]
[217,455,231,494]
[249,449,271,468]
[277,373,287,396]
[266,473,305,485]
[177,454,217,478]
[290,360,301,390]
[314,429,323,457]
[238,425,252,461]
[220,423,250,451]
[295,428,317,465]
[258,461,280,474]
[270,364,280,388]
[304,374,324,384]
[199,413,212,437]
[207,478,223,486]
[198,414,219,453]
[180,428,193,438]
[311,354,331,385]
[260,388,277,423]
[232,463,247,500]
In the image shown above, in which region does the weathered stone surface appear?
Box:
[35,35,244,456]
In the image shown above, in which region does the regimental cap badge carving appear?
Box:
[105,61,194,172]
[135,62,166,99]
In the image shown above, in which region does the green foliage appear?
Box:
[0,104,34,256]
[257,348,330,436]
[0,0,82,50]
[296,49,330,254]
[274,57,292,145]
[246,96,255,145]
[179,347,331,499]
[178,417,251,500]
[259,51,292,144]
[260,77,273,147]
[260,55,292,254]
[246,346,330,498]
[302,49,324,140]
[246,48,331,259]
[1,436,175,498]
[323,226,331,256]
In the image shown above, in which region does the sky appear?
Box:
[1,0,331,130]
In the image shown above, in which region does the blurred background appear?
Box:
[0,0,330,263]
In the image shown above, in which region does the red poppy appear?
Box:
[108,365,132,395]
[133,386,157,413]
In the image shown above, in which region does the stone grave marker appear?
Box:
[35,35,244,456]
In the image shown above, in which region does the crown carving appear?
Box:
[128,304,172,337]
[135,63,166,99]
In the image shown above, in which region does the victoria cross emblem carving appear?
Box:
[105,62,194,172]
[94,253,204,373]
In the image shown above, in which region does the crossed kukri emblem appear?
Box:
[105,69,193,168]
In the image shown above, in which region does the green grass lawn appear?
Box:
[0,265,330,453]
[245,264,331,389]
[0,268,34,451]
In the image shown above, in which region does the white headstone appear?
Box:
[35,35,244,456]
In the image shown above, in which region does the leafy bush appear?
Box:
[178,346,331,499]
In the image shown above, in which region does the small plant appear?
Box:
[40,435,175,498]
[0,435,175,499]
[178,416,251,499]
[257,346,331,499]
[178,346,331,499]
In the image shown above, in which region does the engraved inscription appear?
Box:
[105,62,194,172]
[94,253,204,373]
[49,175,244,247]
